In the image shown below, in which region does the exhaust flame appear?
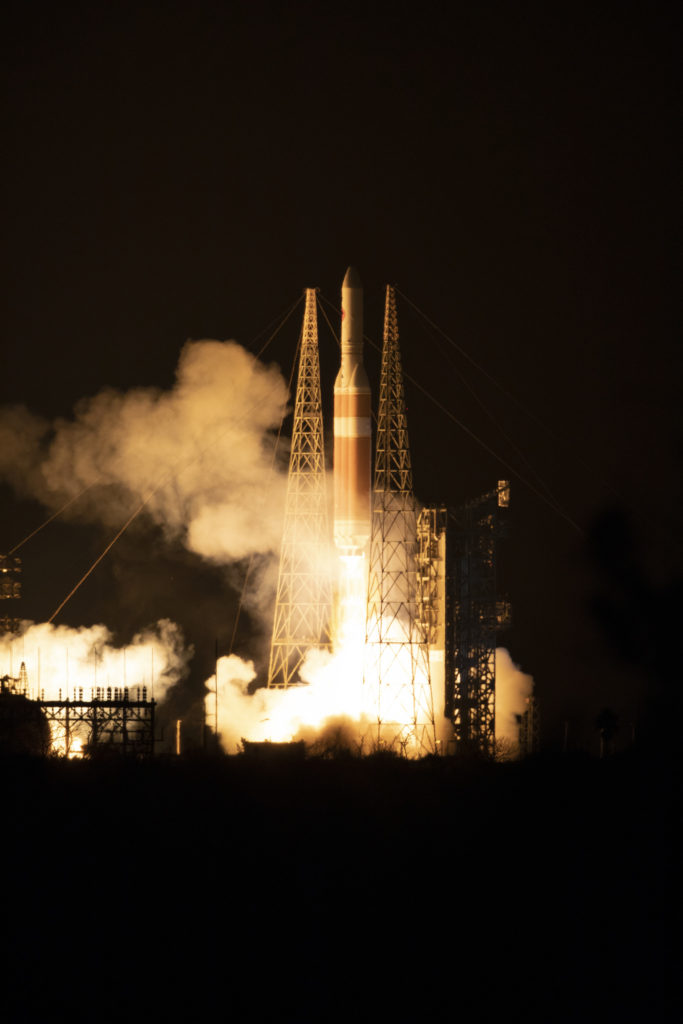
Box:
[209,555,370,753]
[210,652,372,753]
[209,550,441,756]
[69,737,84,759]
[209,562,530,758]
[1,334,528,759]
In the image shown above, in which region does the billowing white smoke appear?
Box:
[207,649,368,754]
[1,619,191,753]
[495,647,534,745]
[0,340,290,562]
[207,654,260,752]
[1,618,190,702]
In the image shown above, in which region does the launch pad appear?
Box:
[263,269,511,758]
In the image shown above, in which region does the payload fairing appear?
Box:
[333,267,372,557]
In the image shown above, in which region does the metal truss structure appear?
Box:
[37,686,156,757]
[416,506,448,648]
[446,481,510,757]
[267,289,332,688]
[0,661,29,696]
[364,286,437,755]
[519,692,540,756]
[0,554,21,635]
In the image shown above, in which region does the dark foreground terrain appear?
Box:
[1,750,678,1023]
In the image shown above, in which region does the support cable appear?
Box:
[8,485,97,555]
[396,287,683,551]
[47,370,291,625]
[252,294,305,359]
[46,299,304,625]
[402,312,568,515]
[8,296,304,563]
[318,293,582,535]
[227,329,303,656]
[315,292,340,349]
[395,286,622,502]
[47,493,156,624]
[401,364,583,534]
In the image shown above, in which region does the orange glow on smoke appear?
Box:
[210,551,439,756]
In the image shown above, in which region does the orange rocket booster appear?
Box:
[333,267,372,556]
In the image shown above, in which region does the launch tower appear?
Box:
[37,686,156,757]
[446,482,510,756]
[0,555,22,635]
[519,692,539,756]
[364,286,437,754]
[267,289,332,688]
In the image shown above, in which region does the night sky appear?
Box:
[1,0,680,747]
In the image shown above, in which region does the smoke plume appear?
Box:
[208,649,370,754]
[1,618,190,702]
[0,340,290,563]
[495,647,534,743]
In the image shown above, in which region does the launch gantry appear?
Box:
[37,686,156,757]
[0,662,156,756]
[519,692,539,756]
[364,286,437,755]
[267,289,333,688]
[0,554,22,635]
[263,271,511,759]
[445,481,510,757]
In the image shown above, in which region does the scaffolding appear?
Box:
[445,481,510,757]
[1,661,29,696]
[364,286,437,755]
[519,692,540,756]
[37,686,156,757]
[416,506,448,742]
[2,655,155,758]
[416,506,448,649]
[267,289,332,688]
[0,554,21,635]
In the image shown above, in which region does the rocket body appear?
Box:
[334,267,372,556]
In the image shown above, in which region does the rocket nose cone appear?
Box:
[343,266,362,289]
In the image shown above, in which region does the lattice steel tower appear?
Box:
[0,555,22,635]
[364,286,437,754]
[267,289,332,688]
[446,482,510,756]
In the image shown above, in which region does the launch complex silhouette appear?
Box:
[1,269,522,759]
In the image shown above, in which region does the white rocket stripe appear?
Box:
[334,416,371,437]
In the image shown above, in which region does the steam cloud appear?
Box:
[1,618,190,702]
[208,649,369,754]
[495,647,534,743]
[1,342,535,759]
[0,340,290,562]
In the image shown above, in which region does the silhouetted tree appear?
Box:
[0,692,51,756]
[588,505,683,745]
[595,706,618,757]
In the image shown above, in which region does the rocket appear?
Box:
[334,267,372,557]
